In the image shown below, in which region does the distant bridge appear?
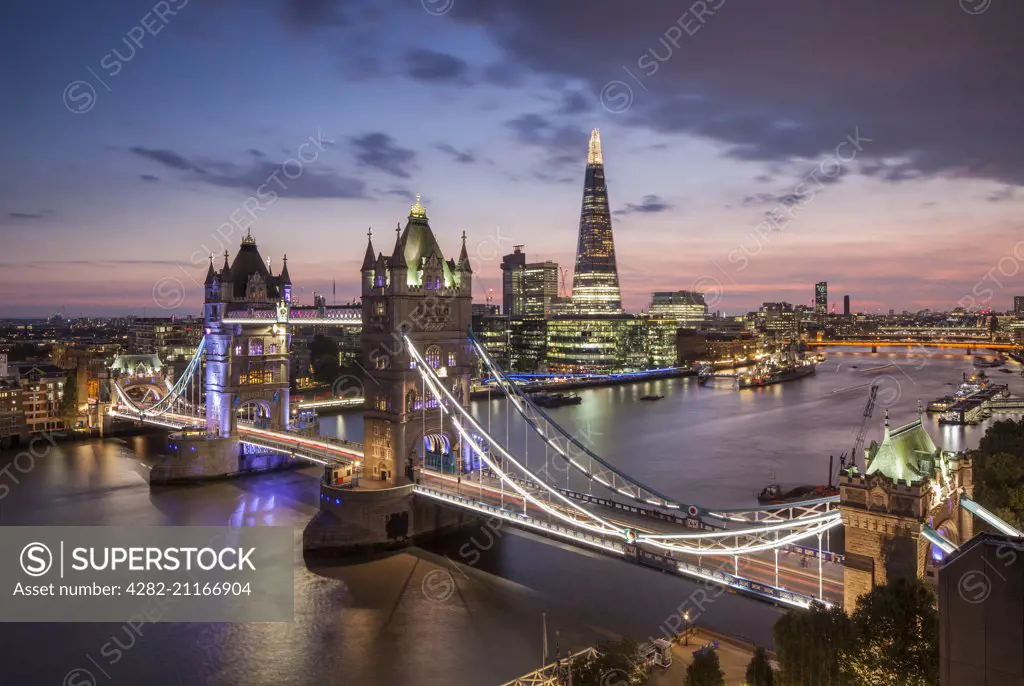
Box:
[810,339,1018,350]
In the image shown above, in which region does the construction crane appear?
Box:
[843,382,880,475]
[558,267,570,298]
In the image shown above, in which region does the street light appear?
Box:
[683,610,692,645]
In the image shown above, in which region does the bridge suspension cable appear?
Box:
[471,334,839,525]
[112,336,207,418]
[406,336,628,539]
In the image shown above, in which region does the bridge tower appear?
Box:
[360,197,473,485]
[203,232,292,437]
[840,409,973,610]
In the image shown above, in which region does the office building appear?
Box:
[501,247,559,317]
[815,281,828,315]
[648,291,708,329]
[501,247,527,315]
[547,314,634,373]
[1015,296,1024,317]
[472,303,500,317]
[758,302,800,339]
[844,294,851,316]
[509,317,548,373]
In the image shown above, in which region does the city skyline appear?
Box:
[3,0,1024,317]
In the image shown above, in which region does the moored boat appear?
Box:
[530,391,582,408]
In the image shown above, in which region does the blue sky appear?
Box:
[1,0,1022,317]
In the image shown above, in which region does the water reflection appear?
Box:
[1,348,1019,685]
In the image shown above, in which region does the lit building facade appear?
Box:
[11,363,66,433]
[648,291,708,329]
[815,281,828,315]
[509,317,548,372]
[758,302,800,340]
[547,315,631,373]
[501,246,559,317]
[571,129,622,314]
[0,380,27,446]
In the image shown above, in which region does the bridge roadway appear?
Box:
[418,470,843,605]
[107,408,363,465]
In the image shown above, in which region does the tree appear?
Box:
[569,638,645,686]
[685,649,725,686]
[59,371,79,426]
[847,578,938,686]
[745,646,775,686]
[973,419,1024,529]
[978,417,1024,460]
[773,601,852,686]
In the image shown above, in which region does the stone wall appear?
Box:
[303,484,473,556]
[150,434,300,485]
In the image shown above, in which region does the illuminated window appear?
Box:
[375,301,385,316]
[249,338,263,356]
[374,355,389,370]
[447,352,456,367]
[425,346,441,369]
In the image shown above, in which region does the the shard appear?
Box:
[571,129,622,314]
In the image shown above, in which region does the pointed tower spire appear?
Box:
[204,254,216,285]
[884,408,890,428]
[587,128,603,165]
[457,230,472,273]
[221,250,231,279]
[361,228,376,271]
[391,222,406,268]
[279,254,291,285]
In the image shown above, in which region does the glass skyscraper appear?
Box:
[815,281,828,315]
[571,129,622,314]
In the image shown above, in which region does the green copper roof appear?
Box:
[865,417,938,483]
[399,199,453,287]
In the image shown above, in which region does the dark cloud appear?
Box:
[139,174,160,182]
[7,211,51,221]
[434,142,476,164]
[404,49,469,82]
[280,0,352,29]
[247,149,266,158]
[505,113,587,168]
[130,147,201,173]
[615,194,672,215]
[350,132,416,178]
[481,61,524,86]
[131,147,367,199]
[450,0,1024,187]
[557,91,591,115]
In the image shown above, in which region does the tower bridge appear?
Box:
[107,193,1022,612]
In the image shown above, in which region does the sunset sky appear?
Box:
[2,0,1022,317]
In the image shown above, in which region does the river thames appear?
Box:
[0,349,1017,685]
